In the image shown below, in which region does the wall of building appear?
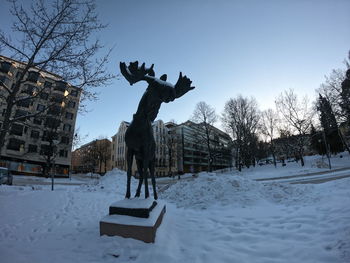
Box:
[0,55,80,176]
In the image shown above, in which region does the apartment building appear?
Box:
[0,55,80,176]
[71,138,111,174]
[111,119,232,176]
[174,121,232,173]
[111,120,175,177]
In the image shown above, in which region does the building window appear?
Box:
[68,101,76,108]
[30,130,40,139]
[65,112,73,120]
[27,71,39,82]
[15,110,28,121]
[10,123,23,136]
[70,89,78,97]
[44,81,52,89]
[33,117,42,125]
[63,124,71,132]
[61,136,69,144]
[54,81,67,92]
[28,144,37,153]
[7,138,24,151]
[40,92,49,100]
[37,104,45,111]
[0,61,12,74]
[17,99,31,108]
[0,75,11,87]
[59,149,68,158]
[40,144,52,155]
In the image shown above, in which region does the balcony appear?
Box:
[0,61,12,74]
[26,71,39,83]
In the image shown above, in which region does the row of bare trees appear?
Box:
[191,52,350,170]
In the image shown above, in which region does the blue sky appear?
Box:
[1,0,349,143]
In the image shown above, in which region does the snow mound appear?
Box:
[160,172,315,209]
[311,158,330,168]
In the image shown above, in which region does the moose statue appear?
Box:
[120,61,195,200]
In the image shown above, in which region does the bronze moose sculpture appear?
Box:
[120,61,195,199]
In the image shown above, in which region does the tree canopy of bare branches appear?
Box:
[275,89,314,166]
[191,101,218,172]
[222,95,259,171]
[0,0,114,151]
[260,108,279,167]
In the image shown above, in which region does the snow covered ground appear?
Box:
[1,154,350,263]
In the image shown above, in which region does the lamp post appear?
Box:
[51,139,60,191]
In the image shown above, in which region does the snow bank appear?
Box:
[161,172,315,209]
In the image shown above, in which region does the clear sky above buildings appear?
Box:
[1,0,349,143]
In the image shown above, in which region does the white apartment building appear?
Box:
[111,120,178,177]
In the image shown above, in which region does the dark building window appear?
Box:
[44,117,60,129]
[0,61,12,73]
[0,75,10,87]
[28,144,37,153]
[17,99,31,108]
[40,92,49,100]
[70,89,78,97]
[63,124,71,132]
[7,138,24,151]
[40,144,52,155]
[14,110,28,121]
[30,130,40,139]
[68,101,76,108]
[10,123,24,136]
[61,136,69,144]
[23,84,36,95]
[44,81,52,89]
[47,105,61,115]
[54,81,67,92]
[65,112,73,120]
[59,149,68,158]
[33,117,42,125]
[37,104,45,111]
[51,95,65,104]
[27,71,39,82]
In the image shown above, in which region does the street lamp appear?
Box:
[51,139,60,191]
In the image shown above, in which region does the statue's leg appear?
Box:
[135,159,143,197]
[125,148,133,199]
[149,160,157,200]
[143,159,149,198]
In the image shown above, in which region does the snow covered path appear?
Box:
[1,169,349,263]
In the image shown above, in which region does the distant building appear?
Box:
[111,120,176,177]
[111,120,232,176]
[0,55,80,176]
[71,138,111,174]
[174,121,232,173]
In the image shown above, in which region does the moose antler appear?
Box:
[120,61,155,85]
[174,72,195,98]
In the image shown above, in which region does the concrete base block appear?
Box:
[100,200,166,243]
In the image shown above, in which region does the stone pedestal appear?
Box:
[100,198,166,243]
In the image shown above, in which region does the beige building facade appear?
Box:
[0,55,80,176]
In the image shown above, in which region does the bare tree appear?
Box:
[222,96,259,171]
[191,101,218,172]
[0,0,114,151]
[260,108,279,167]
[94,137,111,174]
[317,69,345,122]
[275,89,314,166]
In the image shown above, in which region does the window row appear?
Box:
[7,138,69,158]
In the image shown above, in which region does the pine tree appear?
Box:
[310,125,325,155]
[317,94,344,154]
[340,69,350,125]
